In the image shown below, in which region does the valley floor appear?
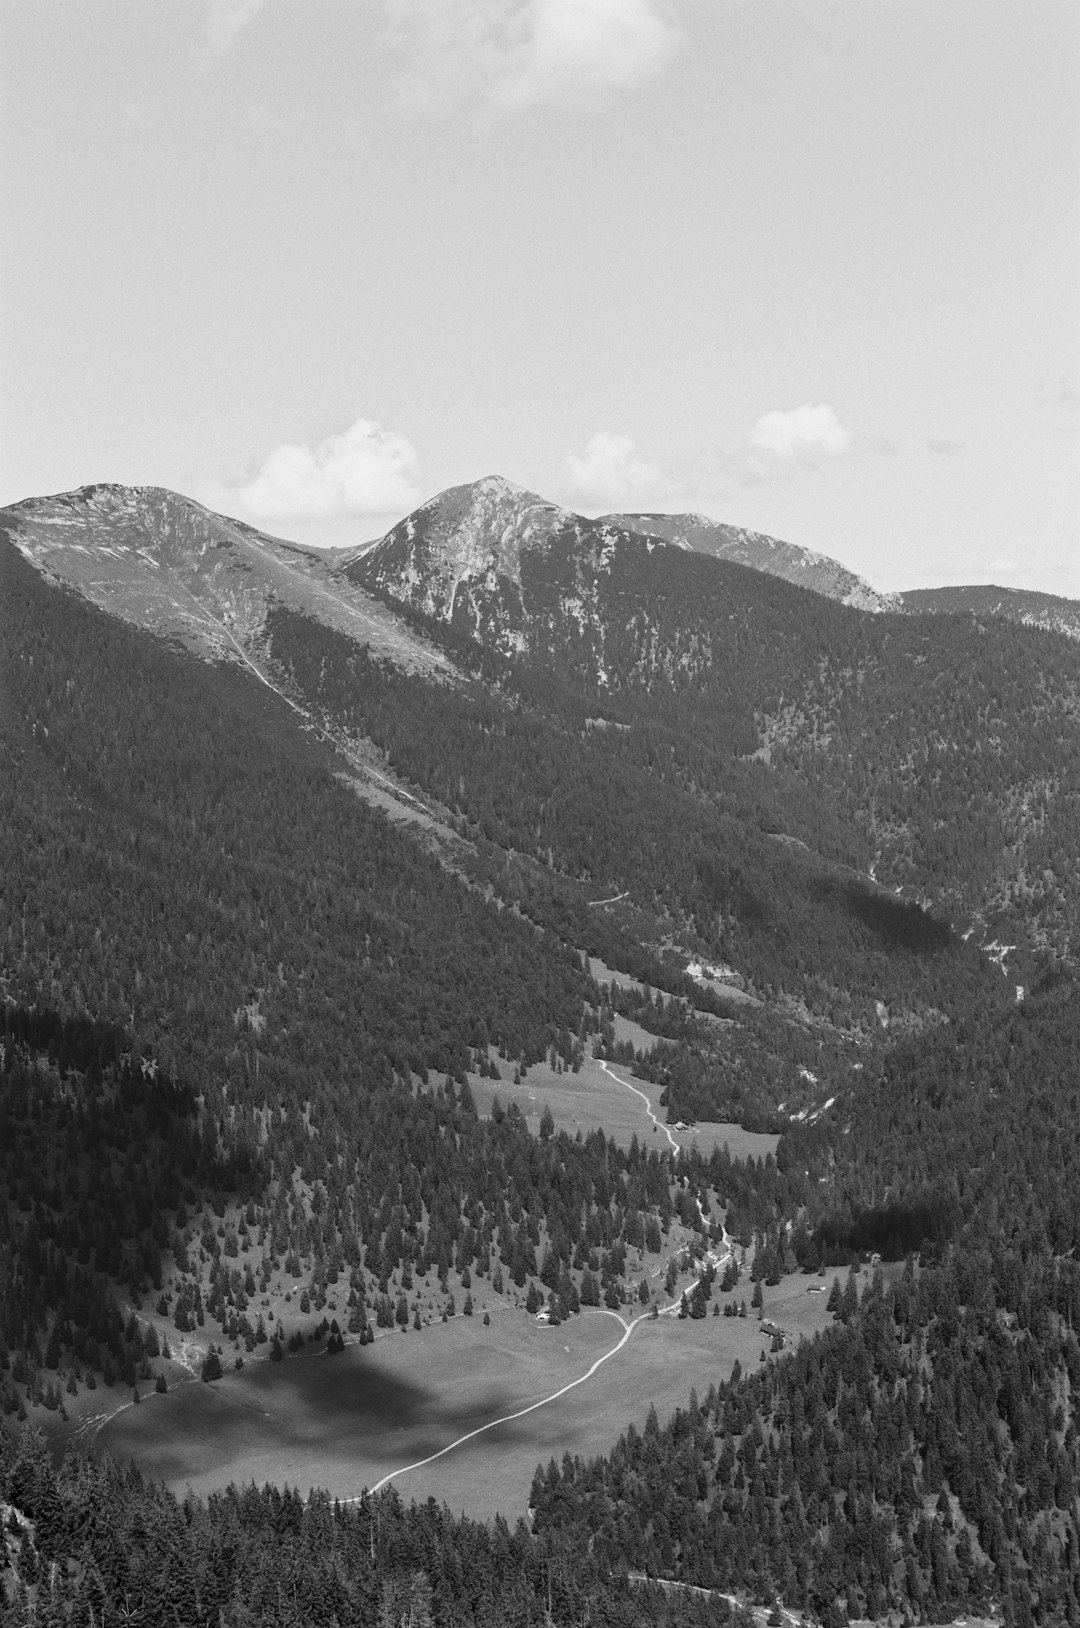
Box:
[94,1276,836,1521]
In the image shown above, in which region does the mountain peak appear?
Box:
[347,477,657,660]
[1,481,453,675]
[410,474,568,534]
[348,478,909,666]
[470,474,536,501]
[349,477,576,630]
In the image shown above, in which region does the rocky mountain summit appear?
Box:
[350,477,901,635]
[346,475,665,659]
[5,478,905,682]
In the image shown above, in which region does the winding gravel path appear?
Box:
[355,1302,680,1500]
[597,1058,680,1151]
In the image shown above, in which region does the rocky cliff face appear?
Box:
[350,476,565,614]
[347,476,663,665]
[600,510,900,614]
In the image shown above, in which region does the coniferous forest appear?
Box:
[1,488,1079,1627]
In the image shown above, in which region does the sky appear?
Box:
[1,0,1077,596]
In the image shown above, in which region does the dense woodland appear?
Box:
[788,968,1080,1264]
[2,511,1079,1624]
[0,1420,747,1627]
[2,999,798,1423]
[265,601,1000,1038]
[532,1256,1080,1627]
[525,970,1080,1626]
[349,526,1080,976]
[0,535,788,1406]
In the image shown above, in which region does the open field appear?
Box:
[468,1051,778,1161]
[97,1274,835,1522]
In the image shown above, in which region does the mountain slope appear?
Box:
[601,509,900,613]
[347,473,670,666]
[0,530,587,1082]
[9,477,1080,987]
[346,478,1080,975]
[3,482,452,676]
[3,477,1080,1623]
[902,582,1080,640]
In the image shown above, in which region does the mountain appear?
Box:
[902,582,1080,640]
[8,476,1080,986]
[601,509,901,613]
[347,473,674,663]
[3,481,451,676]
[3,475,1080,1625]
[1,481,466,837]
[345,477,1080,977]
[348,480,900,659]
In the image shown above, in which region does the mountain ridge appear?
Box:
[347,474,666,662]
[4,481,453,677]
[6,476,1080,981]
[349,477,903,635]
[902,581,1080,640]
[599,508,901,614]
[10,478,1074,645]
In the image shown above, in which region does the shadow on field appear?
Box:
[247,1347,441,1428]
[98,1338,533,1490]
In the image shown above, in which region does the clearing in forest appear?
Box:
[96,1275,835,1521]
[467,1046,778,1162]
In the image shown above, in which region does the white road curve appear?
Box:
[352,1303,680,1501]
[597,1059,680,1151]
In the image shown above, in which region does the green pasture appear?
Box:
[468,1049,778,1162]
[97,1275,833,1522]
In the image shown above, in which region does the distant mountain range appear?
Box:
[349,476,903,631]
[9,476,1076,660]
[6,473,1080,985]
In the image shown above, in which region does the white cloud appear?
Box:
[747,404,851,463]
[685,404,856,490]
[561,431,682,511]
[925,436,965,457]
[204,0,268,53]
[206,418,422,522]
[385,0,680,113]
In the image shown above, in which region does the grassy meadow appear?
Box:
[468,1044,778,1162]
[97,1273,837,1522]
[88,976,790,1525]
